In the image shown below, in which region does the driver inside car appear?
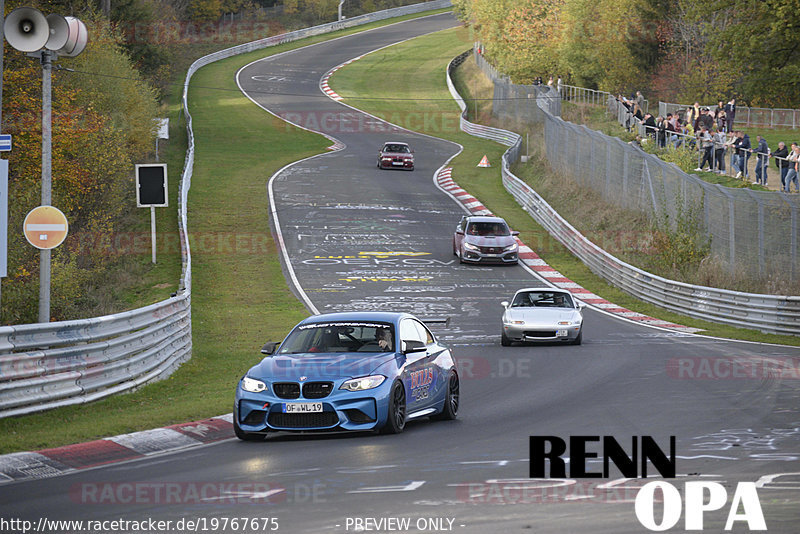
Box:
[376,327,393,350]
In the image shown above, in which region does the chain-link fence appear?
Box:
[660,102,800,130]
[474,49,800,280]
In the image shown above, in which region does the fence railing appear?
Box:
[660,102,800,130]
[0,0,453,419]
[613,97,800,190]
[448,49,800,335]
[484,50,800,280]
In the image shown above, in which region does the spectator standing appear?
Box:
[724,98,736,132]
[729,131,743,176]
[754,135,769,186]
[774,142,790,190]
[699,108,714,132]
[714,101,726,131]
[547,76,554,88]
[695,126,714,171]
[557,76,563,97]
[642,113,656,139]
[785,143,800,193]
[688,102,701,126]
[738,131,752,179]
[713,128,727,174]
[656,116,667,148]
[636,91,645,111]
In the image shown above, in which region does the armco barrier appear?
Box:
[447,50,800,336]
[0,1,453,419]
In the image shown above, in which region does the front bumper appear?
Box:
[503,323,581,342]
[379,158,414,169]
[235,381,392,433]
[462,249,518,264]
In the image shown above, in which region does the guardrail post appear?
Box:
[715,185,736,270]
[779,192,797,281]
[605,134,611,200]
[743,189,766,276]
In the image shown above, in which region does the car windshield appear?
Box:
[277,322,395,354]
[511,292,574,308]
[383,144,410,153]
[467,221,510,236]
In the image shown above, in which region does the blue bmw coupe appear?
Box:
[234,312,459,440]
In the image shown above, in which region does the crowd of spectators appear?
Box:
[616,95,800,192]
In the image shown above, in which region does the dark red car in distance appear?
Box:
[377,141,415,170]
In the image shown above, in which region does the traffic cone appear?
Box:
[477,155,491,167]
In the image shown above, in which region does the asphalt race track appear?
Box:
[4,12,800,534]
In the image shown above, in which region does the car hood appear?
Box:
[249,352,398,382]
[505,308,581,325]
[464,235,516,247]
[381,151,413,157]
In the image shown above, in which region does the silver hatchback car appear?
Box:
[453,216,519,264]
[501,288,585,345]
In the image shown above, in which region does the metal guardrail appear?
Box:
[0,0,453,419]
[447,50,800,336]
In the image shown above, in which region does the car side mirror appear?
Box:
[577,302,586,309]
[261,341,280,355]
[456,230,464,235]
[501,301,509,308]
[402,340,427,354]
[511,231,520,236]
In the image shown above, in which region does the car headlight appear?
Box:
[504,318,525,325]
[241,376,267,393]
[340,375,386,391]
[464,242,480,251]
[503,243,519,252]
[558,320,581,326]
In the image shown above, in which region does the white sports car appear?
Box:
[501,288,585,346]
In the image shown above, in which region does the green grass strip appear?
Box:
[329,27,800,347]
[0,8,453,455]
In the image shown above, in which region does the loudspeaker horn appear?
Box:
[55,17,88,57]
[44,14,69,52]
[4,7,49,53]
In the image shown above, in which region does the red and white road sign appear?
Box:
[477,155,491,167]
[23,206,69,250]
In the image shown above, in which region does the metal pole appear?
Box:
[150,206,156,264]
[0,0,5,320]
[38,50,52,323]
[338,0,344,21]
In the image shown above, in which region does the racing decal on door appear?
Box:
[410,368,434,402]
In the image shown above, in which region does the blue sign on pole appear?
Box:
[0,135,11,152]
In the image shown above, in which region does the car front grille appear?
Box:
[524,331,557,338]
[302,382,333,399]
[268,412,339,429]
[273,382,300,399]
[479,246,503,254]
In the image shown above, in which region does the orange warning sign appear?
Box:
[23,206,69,250]
[477,155,491,167]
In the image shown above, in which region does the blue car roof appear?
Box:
[298,311,408,326]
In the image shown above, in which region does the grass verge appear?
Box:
[329,29,800,347]
[0,8,453,455]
